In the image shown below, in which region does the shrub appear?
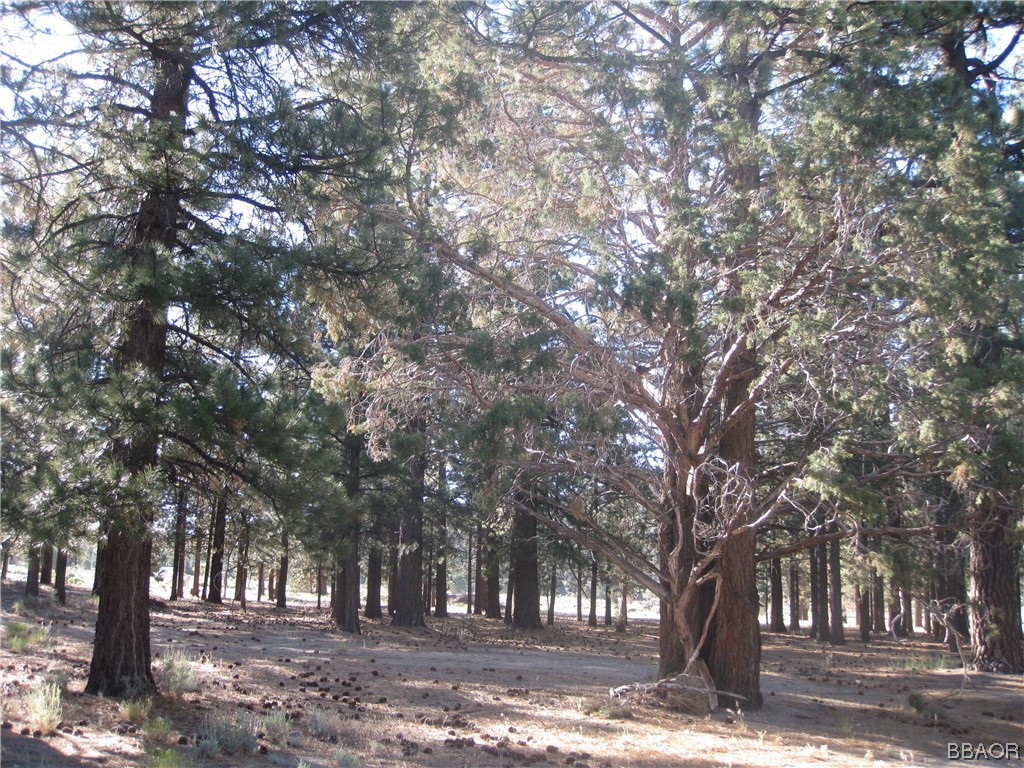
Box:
[5,621,50,651]
[143,716,173,741]
[119,698,153,723]
[335,751,367,768]
[261,709,289,744]
[158,651,199,694]
[26,682,62,733]
[195,711,259,757]
[148,747,192,768]
[305,707,340,740]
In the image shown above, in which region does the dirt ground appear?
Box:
[2,581,1021,768]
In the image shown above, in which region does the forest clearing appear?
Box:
[3,4,1023,768]
[1,576,1021,768]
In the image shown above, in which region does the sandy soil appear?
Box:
[1,582,1021,768]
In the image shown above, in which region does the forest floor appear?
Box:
[1,581,1021,768]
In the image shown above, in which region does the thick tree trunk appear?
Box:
[510,500,542,629]
[1,544,10,582]
[25,544,40,599]
[816,541,830,641]
[55,548,68,606]
[768,557,786,632]
[206,493,227,604]
[40,545,53,586]
[268,569,276,602]
[788,557,800,633]
[604,579,613,626]
[392,435,425,627]
[257,562,265,603]
[970,502,1023,673]
[335,437,363,633]
[858,583,871,642]
[86,527,155,696]
[829,537,845,645]
[871,566,885,632]
[365,521,383,619]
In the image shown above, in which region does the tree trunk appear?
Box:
[257,562,265,603]
[365,520,383,619]
[234,527,248,604]
[191,527,202,597]
[484,533,502,619]
[575,563,583,622]
[386,528,398,616]
[466,529,474,616]
[335,437,363,633]
[809,543,821,639]
[616,573,628,633]
[206,493,227,604]
[54,549,68,606]
[547,562,557,626]
[588,557,598,628]
[858,583,871,642]
[268,569,276,602]
[1,544,10,582]
[392,433,425,627]
[970,501,1023,673]
[829,537,845,645]
[768,557,786,632]
[788,557,800,632]
[604,578,613,626]
[276,529,289,609]
[511,499,542,629]
[503,559,514,625]
[25,544,40,599]
[901,587,914,636]
[86,527,155,696]
[87,52,190,699]
[435,458,449,619]
[816,541,830,641]
[40,545,53,586]
[474,524,485,615]
[169,483,186,601]
[871,565,885,632]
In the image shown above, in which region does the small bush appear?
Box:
[5,621,50,651]
[261,709,289,744]
[305,707,340,740]
[148,747,192,768]
[159,651,199,694]
[195,711,258,757]
[335,751,366,768]
[143,716,173,741]
[26,682,63,733]
[908,692,927,712]
[583,700,633,720]
[119,698,153,723]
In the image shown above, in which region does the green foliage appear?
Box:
[158,651,199,694]
[25,682,62,733]
[119,698,152,723]
[195,711,259,757]
[4,621,51,652]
